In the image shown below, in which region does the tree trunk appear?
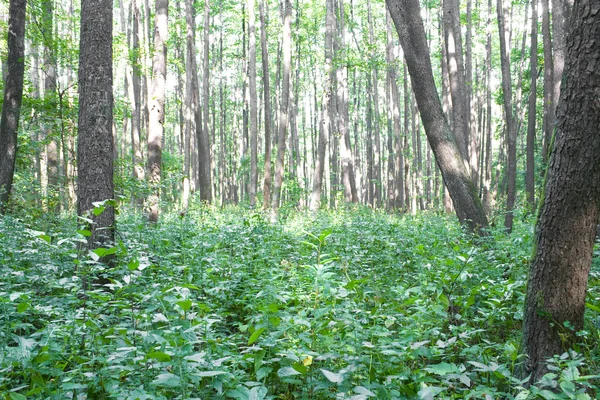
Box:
[335,0,358,204]
[442,0,469,164]
[271,0,291,212]
[386,0,488,234]
[523,0,600,382]
[260,0,272,210]
[182,0,197,211]
[497,0,517,233]
[0,0,26,212]
[385,11,404,211]
[199,0,212,203]
[77,0,114,247]
[310,0,334,212]
[248,0,258,207]
[540,0,554,163]
[525,0,537,209]
[146,0,168,223]
[131,0,145,207]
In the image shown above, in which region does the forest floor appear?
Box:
[1,206,599,399]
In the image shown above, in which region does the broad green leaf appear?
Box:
[150,373,180,387]
[277,367,301,377]
[176,299,192,312]
[291,362,308,374]
[17,302,30,313]
[418,385,445,400]
[146,351,171,362]
[320,368,343,383]
[425,362,460,375]
[585,302,600,313]
[9,393,27,400]
[248,327,265,345]
[248,386,267,400]
[354,386,376,396]
[185,353,206,363]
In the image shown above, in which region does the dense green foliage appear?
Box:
[1,206,599,399]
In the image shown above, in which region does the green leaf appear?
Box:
[277,367,301,377]
[150,373,180,387]
[585,302,600,313]
[146,351,171,362]
[176,299,192,312]
[39,234,51,243]
[291,362,308,374]
[193,370,227,377]
[9,393,27,400]
[17,302,30,313]
[92,205,106,216]
[248,327,265,345]
[425,362,460,375]
[418,385,445,400]
[320,368,343,383]
[77,229,92,237]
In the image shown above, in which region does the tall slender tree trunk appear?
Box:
[199,0,212,203]
[310,0,334,212]
[443,0,469,164]
[385,11,404,211]
[146,0,168,223]
[523,0,600,382]
[336,0,357,204]
[248,0,258,207]
[271,0,291,212]
[77,0,114,247]
[0,0,26,212]
[540,0,554,163]
[525,0,537,208]
[497,0,517,233]
[182,0,197,211]
[260,0,272,210]
[131,0,144,206]
[386,0,488,234]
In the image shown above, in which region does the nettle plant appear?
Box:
[0,207,599,399]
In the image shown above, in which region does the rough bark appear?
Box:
[77,0,114,247]
[386,0,488,234]
[497,0,517,233]
[182,0,196,211]
[146,0,168,223]
[271,0,291,212]
[523,0,600,383]
[0,0,26,212]
[310,0,334,212]
[526,0,537,208]
[260,0,272,210]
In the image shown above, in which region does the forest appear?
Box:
[0,0,599,397]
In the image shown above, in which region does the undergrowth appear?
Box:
[0,206,599,399]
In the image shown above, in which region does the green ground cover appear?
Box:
[1,206,599,399]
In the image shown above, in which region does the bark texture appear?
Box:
[199,0,212,203]
[77,0,114,247]
[523,0,600,383]
[386,0,488,234]
[248,0,258,207]
[0,0,26,212]
[525,0,537,208]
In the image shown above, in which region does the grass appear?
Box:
[0,205,599,399]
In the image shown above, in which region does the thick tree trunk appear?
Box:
[310,0,334,212]
[77,0,114,246]
[260,0,272,210]
[146,0,168,223]
[525,0,537,208]
[523,0,600,383]
[248,0,258,207]
[386,0,488,234]
[271,0,291,212]
[497,0,517,233]
[0,0,26,212]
